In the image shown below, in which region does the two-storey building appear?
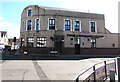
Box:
[20,5,119,55]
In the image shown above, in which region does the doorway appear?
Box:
[54,36,64,54]
[75,44,80,54]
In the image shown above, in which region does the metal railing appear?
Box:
[75,59,116,82]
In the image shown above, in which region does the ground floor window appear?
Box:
[27,37,34,47]
[91,39,96,48]
[21,38,24,47]
[37,37,46,47]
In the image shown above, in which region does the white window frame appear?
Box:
[36,37,47,47]
[47,18,57,30]
[35,18,40,30]
[89,21,97,33]
[27,37,34,47]
[91,39,96,48]
[26,19,32,31]
[64,19,72,31]
[27,8,32,17]
[73,20,82,32]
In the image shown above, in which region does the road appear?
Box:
[1,58,114,81]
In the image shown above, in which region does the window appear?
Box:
[35,19,40,30]
[90,22,96,32]
[49,19,55,30]
[27,20,32,31]
[112,43,115,47]
[74,21,80,31]
[27,37,34,47]
[22,21,25,31]
[37,37,46,47]
[21,38,24,47]
[70,38,74,45]
[28,9,32,16]
[65,20,71,31]
[75,38,80,44]
[91,39,96,48]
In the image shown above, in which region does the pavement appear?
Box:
[1,58,114,81]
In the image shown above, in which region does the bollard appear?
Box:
[109,69,115,82]
[117,57,120,82]
[93,65,96,82]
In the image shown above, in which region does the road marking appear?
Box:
[32,60,49,80]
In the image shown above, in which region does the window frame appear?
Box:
[26,19,32,31]
[73,20,81,32]
[21,38,25,47]
[89,21,97,33]
[36,37,47,47]
[91,39,96,48]
[27,37,34,47]
[48,18,56,30]
[27,8,32,16]
[64,19,72,31]
[35,18,40,30]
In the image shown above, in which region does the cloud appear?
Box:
[0,21,20,38]
[0,17,4,20]
[7,27,20,38]
[0,21,14,28]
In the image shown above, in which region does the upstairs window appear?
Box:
[90,21,96,32]
[28,9,32,16]
[27,20,32,31]
[65,20,71,31]
[49,19,55,30]
[35,19,40,30]
[74,21,80,31]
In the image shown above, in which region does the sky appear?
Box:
[0,0,119,38]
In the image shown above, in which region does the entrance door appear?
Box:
[75,44,80,54]
[54,36,64,54]
[55,41,64,54]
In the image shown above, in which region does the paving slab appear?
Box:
[36,58,113,80]
[2,60,40,80]
[2,58,114,81]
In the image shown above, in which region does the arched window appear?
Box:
[22,21,24,31]
[27,20,32,31]
[35,19,40,30]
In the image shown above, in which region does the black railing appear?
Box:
[75,59,116,82]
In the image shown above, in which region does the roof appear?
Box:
[39,6,103,15]
[40,6,74,11]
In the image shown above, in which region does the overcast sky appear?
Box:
[0,0,119,38]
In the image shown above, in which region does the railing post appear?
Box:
[93,65,96,82]
[109,69,115,82]
[104,61,107,78]
[117,57,120,82]
[76,77,79,82]
[114,59,117,74]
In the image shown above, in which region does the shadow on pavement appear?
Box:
[1,50,119,60]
